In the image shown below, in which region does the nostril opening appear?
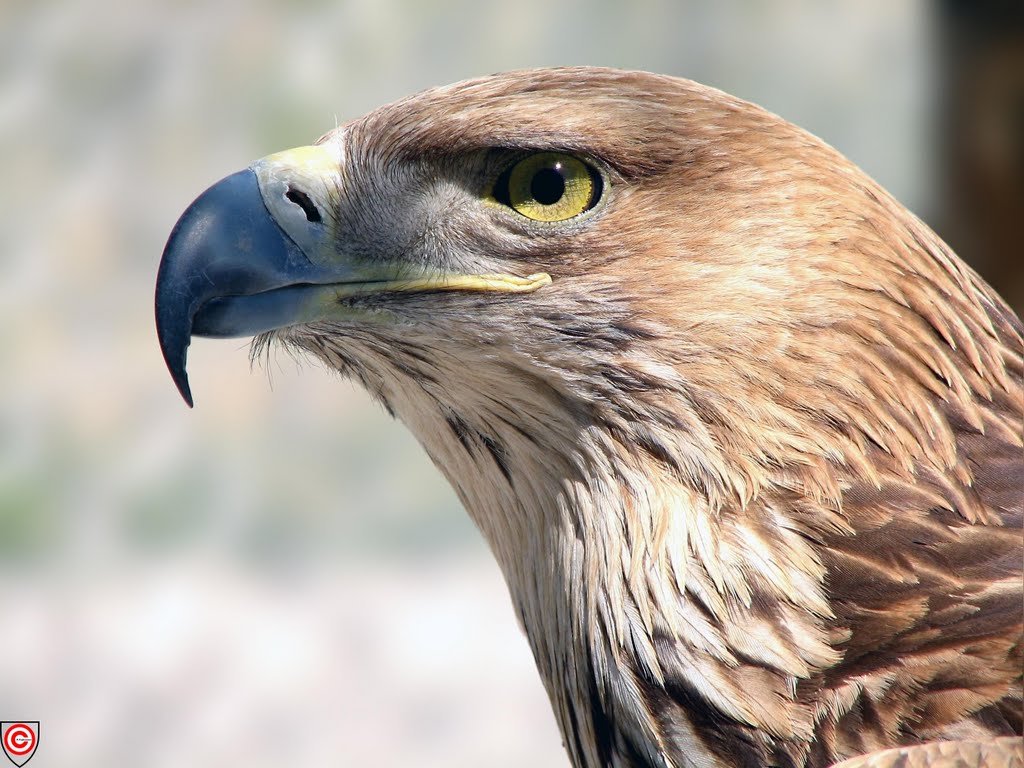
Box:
[285,186,322,223]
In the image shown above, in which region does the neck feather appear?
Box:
[357,343,841,767]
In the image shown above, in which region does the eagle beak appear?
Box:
[155,163,343,407]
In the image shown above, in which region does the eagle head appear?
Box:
[155,68,1023,768]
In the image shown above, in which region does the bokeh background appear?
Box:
[1,1,1021,766]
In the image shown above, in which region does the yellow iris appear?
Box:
[503,153,599,222]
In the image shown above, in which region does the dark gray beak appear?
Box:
[154,168,328,407]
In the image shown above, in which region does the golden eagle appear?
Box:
[155,69,1023,768]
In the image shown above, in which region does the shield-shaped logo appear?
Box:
[1,723,38,767]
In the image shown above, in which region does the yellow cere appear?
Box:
[507,153,596,222]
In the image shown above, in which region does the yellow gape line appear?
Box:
[328,272,553,297]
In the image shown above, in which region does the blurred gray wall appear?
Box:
[0,2,1019,767]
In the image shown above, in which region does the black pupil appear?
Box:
[531,166,565,205]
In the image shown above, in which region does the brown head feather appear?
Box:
[253,68,1023,766]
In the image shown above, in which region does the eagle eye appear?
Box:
[494,152,602,222]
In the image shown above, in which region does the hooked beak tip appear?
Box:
[155,297,196,408]
[174,368,195,409]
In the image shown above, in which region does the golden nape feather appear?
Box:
[155,68,1023,768]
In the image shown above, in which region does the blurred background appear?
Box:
[1,1,1021,766]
